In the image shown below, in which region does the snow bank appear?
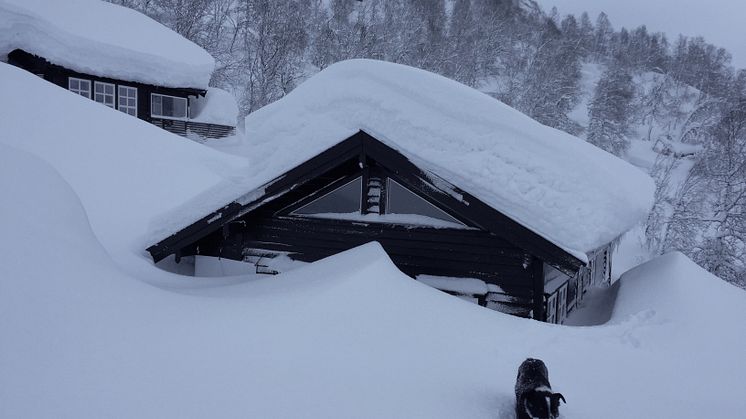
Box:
[2,149,745,418]
[0,0,214,89]
[190,87,239,126]
[0,62,250,275]
[230,59,654,257]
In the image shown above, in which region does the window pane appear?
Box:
[163,96,173,115]
[293,177,362,215]
[386,178,463,225]
[128,98,135,106]
[106,85,114,94]
[152,94,187,118]
[173,97,186,117]
[70,79,79,89]
[152,95,162,115]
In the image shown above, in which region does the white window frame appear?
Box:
[151,93,188,120]
[94,81,116,108]
[118,85,138,116]
[68,77,91,98]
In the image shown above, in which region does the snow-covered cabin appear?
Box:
[148,60,655,323]
[0,0,237,140]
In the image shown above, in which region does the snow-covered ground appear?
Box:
[2,138,746,418]
[2,49,745,418]
[0,63,251,280]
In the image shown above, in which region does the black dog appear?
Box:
[515,358,566,419]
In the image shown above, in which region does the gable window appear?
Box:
[385,178,465,226]
[292,177,362,216]
[118,86,138,116]
[68,77,91,98]
[94,81,115,108]
[151,93,187,119]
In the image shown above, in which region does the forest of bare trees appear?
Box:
[109,0,745,286]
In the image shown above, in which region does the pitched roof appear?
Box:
[218,59,654,259]
[0,0,214,89]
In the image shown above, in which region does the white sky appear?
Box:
[536,0,746,70]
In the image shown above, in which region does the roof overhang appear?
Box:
[147,130,586,274]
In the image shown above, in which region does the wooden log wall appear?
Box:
[193,215,538,316]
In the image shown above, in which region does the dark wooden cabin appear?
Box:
[148,131,613,323]
[7,49,234,139]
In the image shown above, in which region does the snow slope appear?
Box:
[190,87,239,126]
[2,139,745,417]
[0,62,249,276]
[218,59,654,259]
[0,0,214,89]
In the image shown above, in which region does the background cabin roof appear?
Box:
[208,59,654,259]
[0,0,214,89]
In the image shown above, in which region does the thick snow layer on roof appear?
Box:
[190,87,239,126]
[0,0,214,89]
[0,62,249,276]
[232,59,654,258]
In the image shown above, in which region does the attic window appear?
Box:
[385,178,465,226]
[151,93,187,119]
[94,82,115,108]
[68,77,91,98]
[292,177,362,216]
[118,86,137,116]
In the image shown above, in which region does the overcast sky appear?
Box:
[536,0,746,70]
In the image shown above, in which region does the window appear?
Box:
[386,178,465,226]
[68,77,91,98]
[94,81,115,108]
[292,177,362,216]
[151,93,187,119]
[557,284,567,324]
[118,86,138,116]
[546,293,557,324]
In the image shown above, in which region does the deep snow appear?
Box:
[0,0,214,89]
[2,48,746,418]
[190,87,240,126]
[2,139,745,418]
[0,62,250,279]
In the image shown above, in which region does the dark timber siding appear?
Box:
[192,215,538,315]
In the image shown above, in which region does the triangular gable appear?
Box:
[147,131,585,274]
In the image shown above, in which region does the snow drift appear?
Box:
[1,140,745,417]
[225,59,655,258]
[0,0,215,89]
[0,62,248,275]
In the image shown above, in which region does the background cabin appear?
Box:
[7,49,234,140]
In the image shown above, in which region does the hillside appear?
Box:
[107,0,744,284]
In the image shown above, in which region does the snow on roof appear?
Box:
[190,87,239,126]
[0,0,214,89]
[231,59,654,258]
